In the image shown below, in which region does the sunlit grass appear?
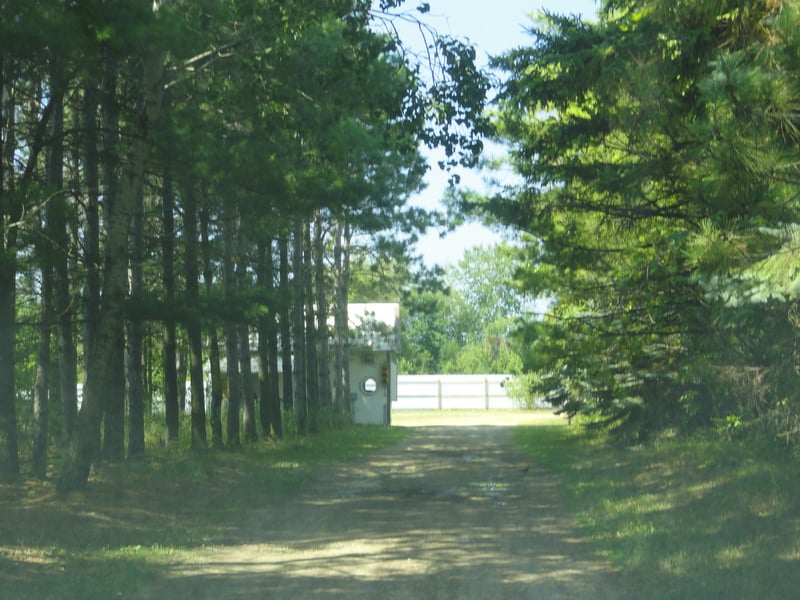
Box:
[514,422,800,598]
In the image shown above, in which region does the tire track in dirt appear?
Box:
[138,422,634,599]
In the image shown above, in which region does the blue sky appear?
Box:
[399,0,599,266]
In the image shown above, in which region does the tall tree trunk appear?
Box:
[81,72,101,410]
[314,212,332,412]
[0,253,19,479]
[177,346,187,413]
[99,50,125,461]
[56,244,78,450]
[58,29,168,491]
[292,219,307,433]
[256,238,280,438]
[161,168,179,442]
[257,239,271,438]
[333,221,345,411]
[342,223,352,416]
[239,319,257,442]
[266,255,283,439]
[34,68,66,476]
[127,176,146,458]
[304,221,319,431]
[279,234,293,414]
[0,55,21,481]
[207,327,224,447]
[201,205,224,447]
[32,263,52,479]
[237,236,257,443]
[0,255,19,481]
[54,67,79,452]
[183,185,206,449]
[333,220,352,420]
[257,238,282,439]
[145,327,155,409]
[223,207,241,446]
[58,169,79,452]
[257,301,271,438]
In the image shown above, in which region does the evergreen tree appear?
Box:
[489,1,800,441]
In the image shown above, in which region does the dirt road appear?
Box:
[141,414,631,599]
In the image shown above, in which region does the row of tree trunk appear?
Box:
[0,0,458,490]
[0,50,358,491]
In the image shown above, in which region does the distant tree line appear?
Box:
[396,244,531,377]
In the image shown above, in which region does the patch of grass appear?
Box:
[514,422,800,599]
[0,424,409,599]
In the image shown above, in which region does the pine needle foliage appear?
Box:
[490,0,800,443]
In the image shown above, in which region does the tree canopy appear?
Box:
[486,0,800,442]
[0,0,490,487]
[398,244,529,376]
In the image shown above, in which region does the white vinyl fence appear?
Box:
[394,374,526,410]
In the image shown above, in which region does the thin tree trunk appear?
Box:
[34,67,67,476]
[144,328,153,404]
[0,55,20,481]
[81,73,101,408]
[266,263,283,439]
[127,176,146,458]
[57,95,79,454]
[292,219,307,433]
[333,221,345,411]
[257,239,271,437]
[201,205,223,447]
[223,207,241,446]
[32,67,64,476]
[314,212,332,412]
[161,168,179,442]
[257,238,282,439]
[304,221,319,431]
[99,51,125,461]
[237,235,257,443]
[32,263,53,479]
[332,220,353,420]
[342,222,352,417]
[56,248,78,450]
[183,185,206,449]
[239,320,257,442]
[177,346,187,413]
[0,256,19,481]
[264,240,283,439]
[58,29,168,491]
[207,328,224,447]
[53,67,79,452]
[0,52,18,479]
[279,234,293,415]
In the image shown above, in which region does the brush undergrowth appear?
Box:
[0,422,409,599]
[514,422,800,599]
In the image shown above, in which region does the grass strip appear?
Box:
[514,421,800,599]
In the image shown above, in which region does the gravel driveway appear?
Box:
[141,414,633,599]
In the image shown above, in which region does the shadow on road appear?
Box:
[142,421,633,599]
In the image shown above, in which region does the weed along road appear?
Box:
[143,413,632,599]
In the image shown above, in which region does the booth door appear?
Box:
[351,355,389,425]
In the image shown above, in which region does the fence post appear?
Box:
[484,377,490,410]
[437,378,443,410]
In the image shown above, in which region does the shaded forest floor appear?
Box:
[0,425,409,598]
